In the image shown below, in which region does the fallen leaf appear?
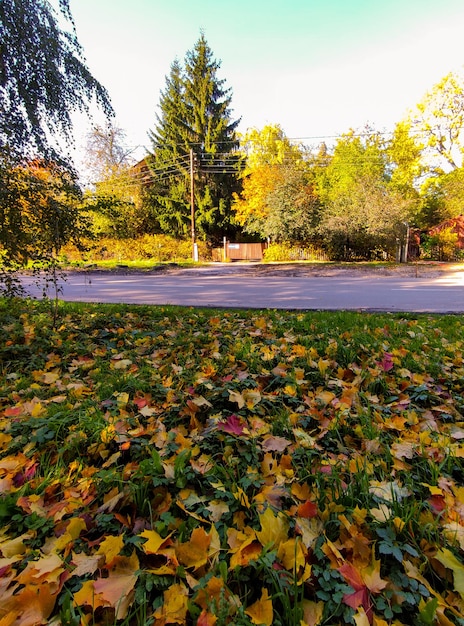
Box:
[245,588,273,626]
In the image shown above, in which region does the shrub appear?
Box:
[263,243,329,262]
[60,235,211,263]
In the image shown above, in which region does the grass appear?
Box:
[1,298,464,625]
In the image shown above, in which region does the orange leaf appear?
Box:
[297,500,318,519]
[176,527,211,570]
[197,609,218,625]
[0,585,57,626]
[194,576,225,610]
[94,553,139,620]
[17,553,64,591]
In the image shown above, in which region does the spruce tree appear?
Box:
[148,34,242,244]
[147,59,190,236]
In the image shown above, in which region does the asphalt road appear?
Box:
[19,265,464,313]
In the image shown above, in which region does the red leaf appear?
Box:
[428,494,446,512]
[379,352,394,372]
[217,414,246,436]
[297,501,318,519]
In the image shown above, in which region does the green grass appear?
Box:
[1,299,464,625]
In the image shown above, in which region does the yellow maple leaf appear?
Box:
[43,517,87,554]
[361,551,387,593]
[17,552,64,591]
[153,582,188,624]
[277,538,306,572]
[435,548,464,600]
[139,529,172,554]
[74,579,107,611]
[97,534,124,565]
[245,588,273,626]
[318,358,330,375]
[256,506,288,550]
[353,606,370,626]
[0,532,31,558]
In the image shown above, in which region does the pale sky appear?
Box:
[70,0,464,163]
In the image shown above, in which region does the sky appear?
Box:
[70,0,464,164]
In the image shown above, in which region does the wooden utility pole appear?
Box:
[190,149,197,261]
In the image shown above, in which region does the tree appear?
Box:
[0,158,88,289]
[0,0,112,294]
[262,163,321,243]
[84,123,135,182]
[82,124,152,238]
[387,121,423,194]
[419,166,464,227]
[147,34,242,244]
[318,129,411,260]
[232,124,307,238]
[408,71,464,173]
[239,124,303,173]
[0,0,112,161]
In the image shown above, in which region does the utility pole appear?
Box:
[190,149,198,261]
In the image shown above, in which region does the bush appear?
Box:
[421,228,460,261]
[60,235,211,263]
[263,243,329,262]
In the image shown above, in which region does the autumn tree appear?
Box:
[262,163,321,243]
[82,124,153,238]
[318,129,411,260]
[409,71,464,173]
[232,124,311,241]
[402,71,464,228]
[0,0,112,292]
[147,35,242,244]
[0,159,89,295]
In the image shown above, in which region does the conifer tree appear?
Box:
[148,34,242,244]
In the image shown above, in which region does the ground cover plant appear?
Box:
[1,300,464,626]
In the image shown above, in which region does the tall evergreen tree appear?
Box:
[148,34,242,244]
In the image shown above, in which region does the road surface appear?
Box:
[19,264,464,313]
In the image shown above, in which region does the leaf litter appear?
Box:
[1,300,464,624]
